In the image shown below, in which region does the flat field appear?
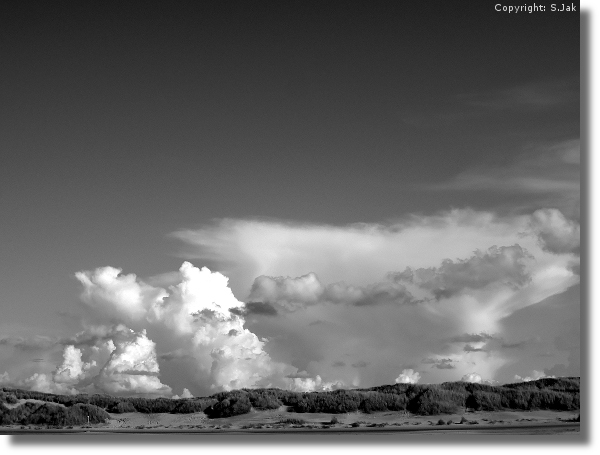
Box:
[0,406,580,435]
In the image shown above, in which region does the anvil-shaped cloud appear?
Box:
[0,208,579,395]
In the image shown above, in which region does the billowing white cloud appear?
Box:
[7,205,579,394]
[461,373,483,383]
[513,370,555,383]
[73,262,302,394]
[18,373,74,395]
[94,329,172,396]
[287,374,345,392]
[8,328,172,397]
[395,369,420,384]
[53,345,91,384]
[172,388,193,399]
[76,266,168,325]
[9,261,346,397]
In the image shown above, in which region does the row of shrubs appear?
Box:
[0,402,110,426]
[205,378,580,418]
[1,377,580,422]
[1,387,217,414]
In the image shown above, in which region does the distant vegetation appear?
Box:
[0,377,579,426]
[0,400,109,426]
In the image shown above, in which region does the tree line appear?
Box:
[0,401,110,426]
[1,376,580,424]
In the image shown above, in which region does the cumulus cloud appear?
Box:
[76,267,167,325]
[74,262,304,394]
[7,205,580,393]
[172,388,193,399]
[513,370,555,383]
[233,301,278,316]
[53,345,90,384]
[17,373,71,395]
[7,262,338,396]
[10,328,173,396]
[288,374,345,392]
[395,369,421,384]
[248,273,415,312]
[326,280,415,307]
[461,373,483,383]
[249,273,325,311]
[530,208,580,254]
[94,330,172,396]
[395,245,532,300]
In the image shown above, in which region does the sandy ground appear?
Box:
[1,406,580,434]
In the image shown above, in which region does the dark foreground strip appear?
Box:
[2,422,580,435]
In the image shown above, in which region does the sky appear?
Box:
[0,0,581,398]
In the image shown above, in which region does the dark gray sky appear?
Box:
[0,1,580,396]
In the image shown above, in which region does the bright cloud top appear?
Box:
[395,369,421,384]
[3,263,343,396]
[172,208,578,301]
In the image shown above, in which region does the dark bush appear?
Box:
[0,392,18,405]
[107,401,136,413]
[205,394,252,418]
[171,399,215,414]
[279,418,306,425]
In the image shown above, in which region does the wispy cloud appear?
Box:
[170,208,577,300]
[422,358,456,370]
[0,335,57,351]
[422,139,580,217]
[457,80,578,110]
[449,333,494,343]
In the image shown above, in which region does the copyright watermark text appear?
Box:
[494,3,577,13]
